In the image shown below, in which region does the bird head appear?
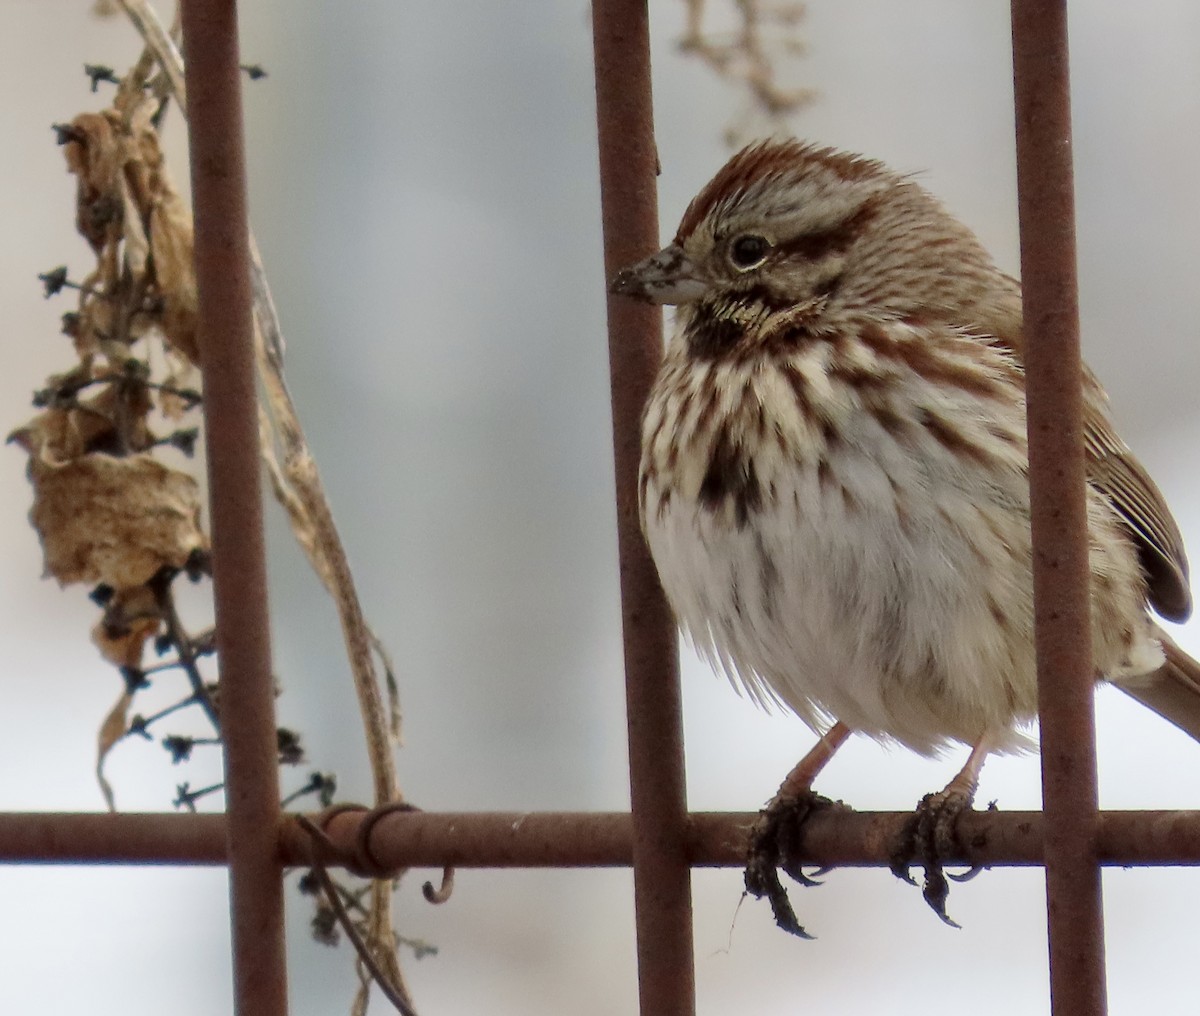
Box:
[609,140,893,310]
[609,139,1016,352]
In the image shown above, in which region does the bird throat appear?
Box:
[683,289,825,362]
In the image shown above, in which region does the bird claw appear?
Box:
[744,790,842,939]
[889,787,976,927]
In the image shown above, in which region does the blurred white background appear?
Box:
[2,1,1199,1013]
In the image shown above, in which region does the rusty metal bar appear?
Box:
[324,806,1200,864]
[304,808,1200,871]
[0,813,228,864]
[1011,4,1107,1015]
[179,4,288,1016]
[8,810,1200,868]
[591,2,696,1010]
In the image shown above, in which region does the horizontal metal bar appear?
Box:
[0,813,228,864]
[4,810,1200,868]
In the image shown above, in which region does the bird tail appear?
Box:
[1112,628,1200,742]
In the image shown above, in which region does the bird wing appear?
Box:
[1083,390,1192,622]
[903,279,1190,623]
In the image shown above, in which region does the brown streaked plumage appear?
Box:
[609,138,1199,934]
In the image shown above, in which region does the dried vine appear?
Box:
[679,0,816,144]
[15,4,427,1013]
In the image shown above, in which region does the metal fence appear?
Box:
[2,2,1198,1015]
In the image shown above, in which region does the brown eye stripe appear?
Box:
[773,202,877,261]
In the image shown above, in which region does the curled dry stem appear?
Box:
[299,817,420,1016]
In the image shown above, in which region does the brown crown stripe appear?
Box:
[676,139,888,241]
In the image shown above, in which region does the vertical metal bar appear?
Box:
[590,3,696,1015]
[180,4,289,1016]
[1011,4,1108,1015]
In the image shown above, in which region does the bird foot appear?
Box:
[744,789,843,939]
[889,787,976,927]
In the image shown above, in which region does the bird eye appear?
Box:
[729,234,770,270]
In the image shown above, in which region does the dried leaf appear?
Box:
[150,195,200,363]
[26,452,206,588]
[92,585,160,666]
[121,168,150,280]
[96,689,132,811]
[10,401,112,466]
[71,294,106,361]
[63,113,125,253]
[61,103,200,365]
[9,373,152,463]
[86,373,154,451]
[126,99,200,364]
[159,349,200,419]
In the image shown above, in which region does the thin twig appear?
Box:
[126,693,200,737]
[299,817,420,1016]
[148,569,220,729]
[678,0,815,141]
[116,0,186,107]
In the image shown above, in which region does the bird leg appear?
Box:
[745,721,853,938]
[889,736,994,927]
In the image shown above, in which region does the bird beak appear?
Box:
[608,243,709,305]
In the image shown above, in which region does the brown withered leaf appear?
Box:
[71,286,107,361]
[151,198,200,363]
[27,452,207,588]
[91,584,160,667]
[87,372,154,452]
[126,100,200,364]
[9,372,153,463]
[61,104,200,365]
[9,407,110,464]
[62,113,125,253]
[96,689,132,812]
[121,168,150,279]
[159,348,199,420]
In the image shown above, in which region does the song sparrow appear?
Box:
[610,139,1200,933]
